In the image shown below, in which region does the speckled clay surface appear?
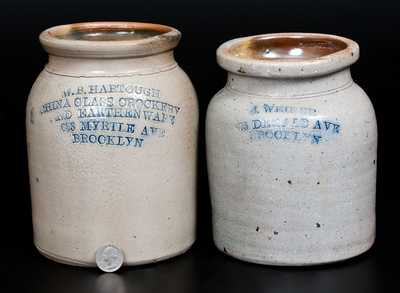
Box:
[206,33,377,265]
[26,22,198,267]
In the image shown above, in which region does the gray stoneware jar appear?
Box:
[206,33,377,265]
[26,22,198,269]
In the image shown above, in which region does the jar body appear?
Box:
[26,54,198,266]
[206,70,377,265]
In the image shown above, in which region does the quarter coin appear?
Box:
[95,245,124,272]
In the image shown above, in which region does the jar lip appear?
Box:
[40,22,181,58]
[217,33,359,78]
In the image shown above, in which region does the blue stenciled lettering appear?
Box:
[240,111,341,145]
[72,133,144,147]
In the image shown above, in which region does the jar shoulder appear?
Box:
[27,66,198,107]
[207,82,376,126]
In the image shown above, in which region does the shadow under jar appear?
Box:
[26,22,198,268]
[206,33,377,265]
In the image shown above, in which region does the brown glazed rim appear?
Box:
[217,33,360,78]
[40,22,181,58]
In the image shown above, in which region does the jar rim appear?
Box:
[217,33,359,78]
[40,22,181,58]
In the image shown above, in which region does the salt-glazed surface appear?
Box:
[206,33,377,265]
[27,22,198,268]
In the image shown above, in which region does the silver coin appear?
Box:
[95,245,124,273]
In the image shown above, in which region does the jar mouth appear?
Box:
[229,35,348,60]
[217,33,359,78]
[40,22,181,58]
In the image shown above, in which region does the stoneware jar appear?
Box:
[206,33,377,265]
[26,22,198,269]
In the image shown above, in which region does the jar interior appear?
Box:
[53,25,168,41]
[230,36,348,60]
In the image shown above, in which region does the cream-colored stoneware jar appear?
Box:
[207,33,377,265]
[26,22,198,267]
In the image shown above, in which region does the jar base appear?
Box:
[35,241,195,268]
[215,238,375,266]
